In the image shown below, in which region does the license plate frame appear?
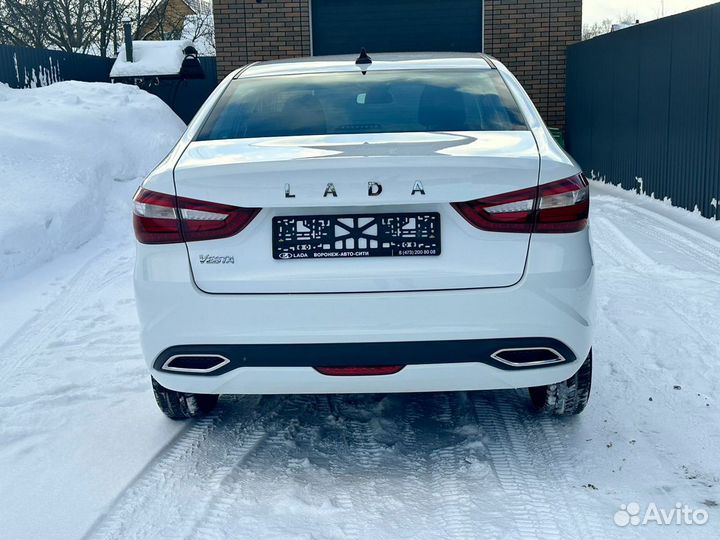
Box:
[272,212,441,260]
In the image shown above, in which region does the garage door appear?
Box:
[311,0,484,56]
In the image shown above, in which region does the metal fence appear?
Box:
[0,44,218,124]
[0,44,114,88]
[566,3,720,218]
[139,56,218,123]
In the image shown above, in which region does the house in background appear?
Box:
[211,0,581,129]
[139,0,199,41]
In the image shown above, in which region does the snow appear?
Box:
[0,93,719,540]
[110,40,194,78]
[0,81,185,281]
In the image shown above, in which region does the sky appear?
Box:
[583,0,718,25]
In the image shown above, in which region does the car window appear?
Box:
[196,69,528,141]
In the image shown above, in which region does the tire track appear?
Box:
[187,395,311,540]
[472,392,562,539]
[471,391,605,539]
[601,204,720,275]
[0,248,127,383]
[85,395,286,540]
[89,391,610,540]
[592,211,719,363]
[327,394,387,538]
[321,395,362,539]
[85,413,222,539]
[426,393,482,540]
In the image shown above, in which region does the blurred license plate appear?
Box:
[273,213,441,260]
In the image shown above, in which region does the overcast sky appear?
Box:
[583,0,718,25]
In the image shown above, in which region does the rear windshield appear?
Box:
[196,69,527,141]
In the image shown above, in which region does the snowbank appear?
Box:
[0,81,185,280]
[110,40,193,78]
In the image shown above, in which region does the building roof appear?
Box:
[111,39,194,78]
[237,53,494,79]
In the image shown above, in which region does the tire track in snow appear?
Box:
[187,395,312,540]
[600,203,720,276]
[472,392,560,539]
[592,216,657,270]
[592,211,718,366]
[426,393,483,540]
[88,390,613,540]
[86,395,286,540]
[471,391,604,540]
[321,395,363,539]
[588,202,717,539]
[85,413,222,539]
[327,394,389,538]
[0,248,128,383]
[395,395,445,536]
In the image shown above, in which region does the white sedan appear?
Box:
[132,52,594,419]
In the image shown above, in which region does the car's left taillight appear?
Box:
[132,188,260,244]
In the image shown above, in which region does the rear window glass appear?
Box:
[196,69,527,141]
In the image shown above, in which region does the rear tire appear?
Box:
[151,377,219,420]
[529,350,592,416]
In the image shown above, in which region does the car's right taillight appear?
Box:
[133,188,260,244]
[534,174,589,233]
[452,174,589,234]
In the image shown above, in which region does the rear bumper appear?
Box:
[153,361,587,395]
[134,230,594,394]
[153,337,576,373]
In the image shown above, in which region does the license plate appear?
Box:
[273,213,441,260]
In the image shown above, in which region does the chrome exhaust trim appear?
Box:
[162,354,230,374]
[490,347,566,367]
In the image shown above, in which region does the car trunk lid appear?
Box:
[173,131,539,294]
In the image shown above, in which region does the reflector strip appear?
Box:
[315,366,405,376]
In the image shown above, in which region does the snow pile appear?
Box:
[0,81,185,280]
[110,40,194,78]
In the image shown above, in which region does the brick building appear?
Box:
[212,0,581,128]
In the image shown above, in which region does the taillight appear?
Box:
[452,185,537,233]
[132,189,182,244]
[534,175,589,233]
[452,174,589,234]
[132,188,260,244]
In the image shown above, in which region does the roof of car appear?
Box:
[236,52,495,79]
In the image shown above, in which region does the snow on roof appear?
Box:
[110,39,193,78]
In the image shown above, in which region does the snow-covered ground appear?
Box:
[1,84,718,539]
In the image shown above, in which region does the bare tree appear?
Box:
[90,0,120,56]
[0,0,214,55]
[182,0,214,54]
[45,0,95,52]
[0,0,53,48]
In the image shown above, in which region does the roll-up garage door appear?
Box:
[311,0,484,56]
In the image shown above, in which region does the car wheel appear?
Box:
[151,377,219,420]
[528,349,592,416]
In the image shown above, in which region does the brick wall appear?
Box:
[213,0,311,80]
[484,0,582,128]
[213,0,581,128]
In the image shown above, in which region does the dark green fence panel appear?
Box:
[0,44,114,88]
[566,4,720,218]
[0,45,218,124]
[139,56,218,124]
